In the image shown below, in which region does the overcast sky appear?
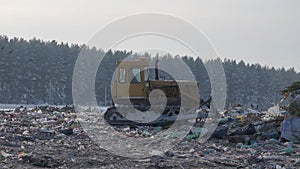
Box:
[1,0,299,71]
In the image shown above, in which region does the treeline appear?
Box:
[0,35,299,109]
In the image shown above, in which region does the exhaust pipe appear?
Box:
[155,58,159,80]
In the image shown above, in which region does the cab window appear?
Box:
[130,68,141,83]
[119,67,126,83]
[144,67,149,82]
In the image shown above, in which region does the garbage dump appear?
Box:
[0,82,300,168]
[0,102,299,169]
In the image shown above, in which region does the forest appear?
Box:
[0,35,299,110]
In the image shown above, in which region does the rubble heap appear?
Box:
[0,105,300,168]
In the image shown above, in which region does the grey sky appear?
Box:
[1,0,299,71]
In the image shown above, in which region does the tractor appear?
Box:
[104,57,208,126]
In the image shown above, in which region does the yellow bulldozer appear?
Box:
[104,58,209,126]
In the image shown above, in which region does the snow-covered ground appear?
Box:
[0,103,36,110]
[0,103,109,113]
[0,103,68,110]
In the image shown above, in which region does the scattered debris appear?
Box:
[0,104,299,168]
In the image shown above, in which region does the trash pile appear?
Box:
[0,103,299,169]
[1,81,300,168]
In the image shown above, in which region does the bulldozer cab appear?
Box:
[112,58,149,104]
